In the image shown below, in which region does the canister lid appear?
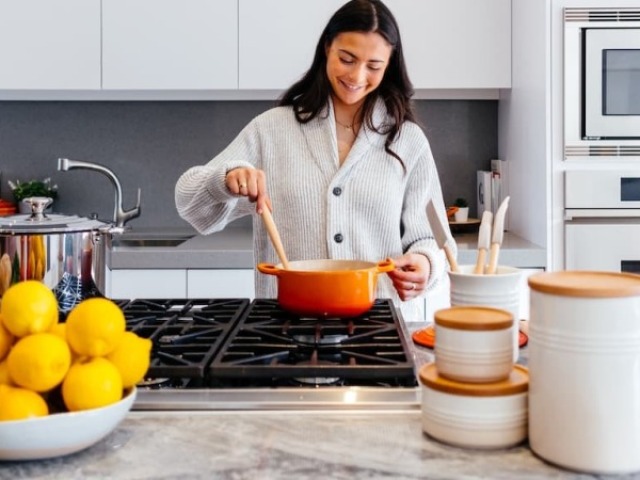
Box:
[528,271,640,298]
[419,362,528,396]
[434,306,513,331]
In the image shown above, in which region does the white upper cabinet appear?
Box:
[238,0,345,90]
[102,0,237,90]
[0,0,100,89]
[386,0,511,89]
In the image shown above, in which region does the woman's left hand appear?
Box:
[387,253,430,301]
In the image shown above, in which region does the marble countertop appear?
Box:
[0,410,602,480]
[0,325,607,480]
[108,227,546,270]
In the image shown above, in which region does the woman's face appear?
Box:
[325,31,393,110]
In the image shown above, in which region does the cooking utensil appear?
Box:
[486,196,510,274]
[260,208,290,270]
[426,200,458,272]
[257,258,394,317]
[474,210,493,274]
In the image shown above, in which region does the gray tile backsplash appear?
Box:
[0,100,497,228]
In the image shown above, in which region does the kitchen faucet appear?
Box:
[57,158,141,230]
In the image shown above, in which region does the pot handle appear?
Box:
[376,258,395,273]
[257,263,281,276]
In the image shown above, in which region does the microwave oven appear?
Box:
[564,8,640,159]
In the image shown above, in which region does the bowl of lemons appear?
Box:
[0,281,151,461]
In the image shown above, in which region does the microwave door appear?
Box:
[584,28,640,139]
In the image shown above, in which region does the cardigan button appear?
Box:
[332,187,342,196]
[333,233,343,243]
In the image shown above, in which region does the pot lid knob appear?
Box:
[22,196,53,222]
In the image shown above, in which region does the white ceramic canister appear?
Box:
[448,265,522,362]
[419,362,528,449]
[528,271,640,474]
[434,306,514,383]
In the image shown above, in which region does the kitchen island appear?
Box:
[0,338,621,480]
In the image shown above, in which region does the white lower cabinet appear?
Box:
[108,269,187,299]
[187,269,255,299]
[107,268,254,300]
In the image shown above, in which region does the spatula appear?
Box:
[260,208,290,269]
[426,200,458,272]
[474,210,493,274]
[486,196,510,274]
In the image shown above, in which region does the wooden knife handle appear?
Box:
[444,245,459,273]
[474,248,487,274]
[486,243,500,274]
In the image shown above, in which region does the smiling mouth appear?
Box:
[340,80,364,92]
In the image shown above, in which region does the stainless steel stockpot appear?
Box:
[0,197,113,314]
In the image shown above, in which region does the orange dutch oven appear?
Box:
[257,259,395,317]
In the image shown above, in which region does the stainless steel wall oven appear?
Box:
[564,7,640,159]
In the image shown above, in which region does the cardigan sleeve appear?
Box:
[398,132,458,292]
[175,119,262,234]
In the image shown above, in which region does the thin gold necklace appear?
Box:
[335,118,354,130]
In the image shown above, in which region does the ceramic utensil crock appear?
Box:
[528,271,640,474]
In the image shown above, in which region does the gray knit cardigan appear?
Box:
[175,99,456,322]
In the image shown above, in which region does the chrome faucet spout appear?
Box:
[57,158,141,228]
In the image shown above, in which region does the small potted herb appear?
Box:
[7,178,58,213]
[453,197,469,222]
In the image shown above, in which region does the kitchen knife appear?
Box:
[426,200,459,273]
[474,210,493,274]
[486,196,510,274]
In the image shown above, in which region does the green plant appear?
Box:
[7,178,58,202]
[454,197,468,208]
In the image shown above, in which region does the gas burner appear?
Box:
[137,377,172,389]
[292,333,350,345]
[292,358,342,385]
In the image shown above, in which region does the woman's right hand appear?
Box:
[225,167,271,214]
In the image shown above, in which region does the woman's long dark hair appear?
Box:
[278,0,416,168]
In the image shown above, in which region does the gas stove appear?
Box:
[116,298,422,411]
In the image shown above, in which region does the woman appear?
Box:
[175,0,455,321]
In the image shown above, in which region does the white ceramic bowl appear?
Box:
[419,363,528,450]
[434,306,515,383]
[0,387,136,461]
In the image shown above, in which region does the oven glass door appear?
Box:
[584,28,640,139]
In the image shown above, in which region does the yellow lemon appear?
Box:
[0,320,13,361]
[0,280,58,337]
[65,298,126,357]
[0,384,48,421]
[48,321,67,342]
[49,322,79,362]
[62,357,123,412]
[0,359,12,385]
[106,331,152,388]
[7,333,71,392]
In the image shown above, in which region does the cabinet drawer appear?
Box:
[110,269,187,299]
[187,269,255,299]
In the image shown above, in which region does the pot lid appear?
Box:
[0,212,107,234]
[434,306,513,331]
[528,271,640,298]
[419,363,528,397]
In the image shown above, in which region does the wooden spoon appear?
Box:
[260,208,290,269]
